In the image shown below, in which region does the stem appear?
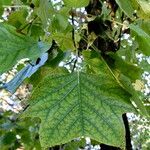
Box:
[71,8,79,73]
[2,5,29,8]
[122,113,133,150]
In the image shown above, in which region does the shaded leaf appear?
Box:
[7,9,28,29]
[0,0,12,17]
[1,53,48,93]
[115,0,135,18]
[36,0,54,28]
[130,24,150,56]
[51,14,68,31]
[0,23,50,73]
[110,54,142,82]
[118,74,149,117]
[51,32,74,50]
[63,0,89,8]
[28,67,69,89]
[64,139,86,150]
[0,132,16,146]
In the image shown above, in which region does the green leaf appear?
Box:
[63,0,89,8]
[51,32,74,50]
[36,0,54,28]
[7,9,28,29]
[118,74,149,117]
[140,20,150,35]
[30,24,45,39]
[0,132,16,146]
[23,59,134,148]
[64,139,86,150]
[136,0,150,19]
[110,54,142,82]
[130,24,150,56]
[115,0,135,18]
[51,14,68,31]
[0,0,12,17]
[0,23,50,73]
[28,67,68,88]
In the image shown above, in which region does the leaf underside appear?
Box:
[23,71,134,149]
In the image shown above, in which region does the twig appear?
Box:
[71,9,79,73]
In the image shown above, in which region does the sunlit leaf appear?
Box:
[63,0,89,8]
[23,55,134,148]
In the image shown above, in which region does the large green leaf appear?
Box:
[23,59,134,148]
[130,24,150,56]
[63,0,89,8]
[0,23,49,73]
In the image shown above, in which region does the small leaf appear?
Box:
[110,54,142,82]
[52,14,68,31]
[7,9,28,29]
[0,0,12,17]
[118,74,149,116]
[136,0,150,19]
[51,32,74,50]
[36,0,54,28]
[115,0,135,18]
[130,24,150,56]
[0,23,50,73]
[63,0,89,8]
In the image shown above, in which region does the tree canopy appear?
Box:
[0,0,150,150]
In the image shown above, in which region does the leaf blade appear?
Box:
[0,23,50,73]
[23,70,134,148]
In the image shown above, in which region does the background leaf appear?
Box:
[0,0,12,17]
[36,0,54,28]
[7,9,28,29]
[63,0,89,8]
[115,0,135,18]
[130,24,150,56]
[0,23,50,73]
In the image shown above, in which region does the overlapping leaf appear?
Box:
[63,0,89,8]
[36,0,54,28]
[135,0,150,19]
[130,24,150,56]
[115,0,135,18]
[0,23,49,73]
[23,57,135,148]
[0,0,11,17]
